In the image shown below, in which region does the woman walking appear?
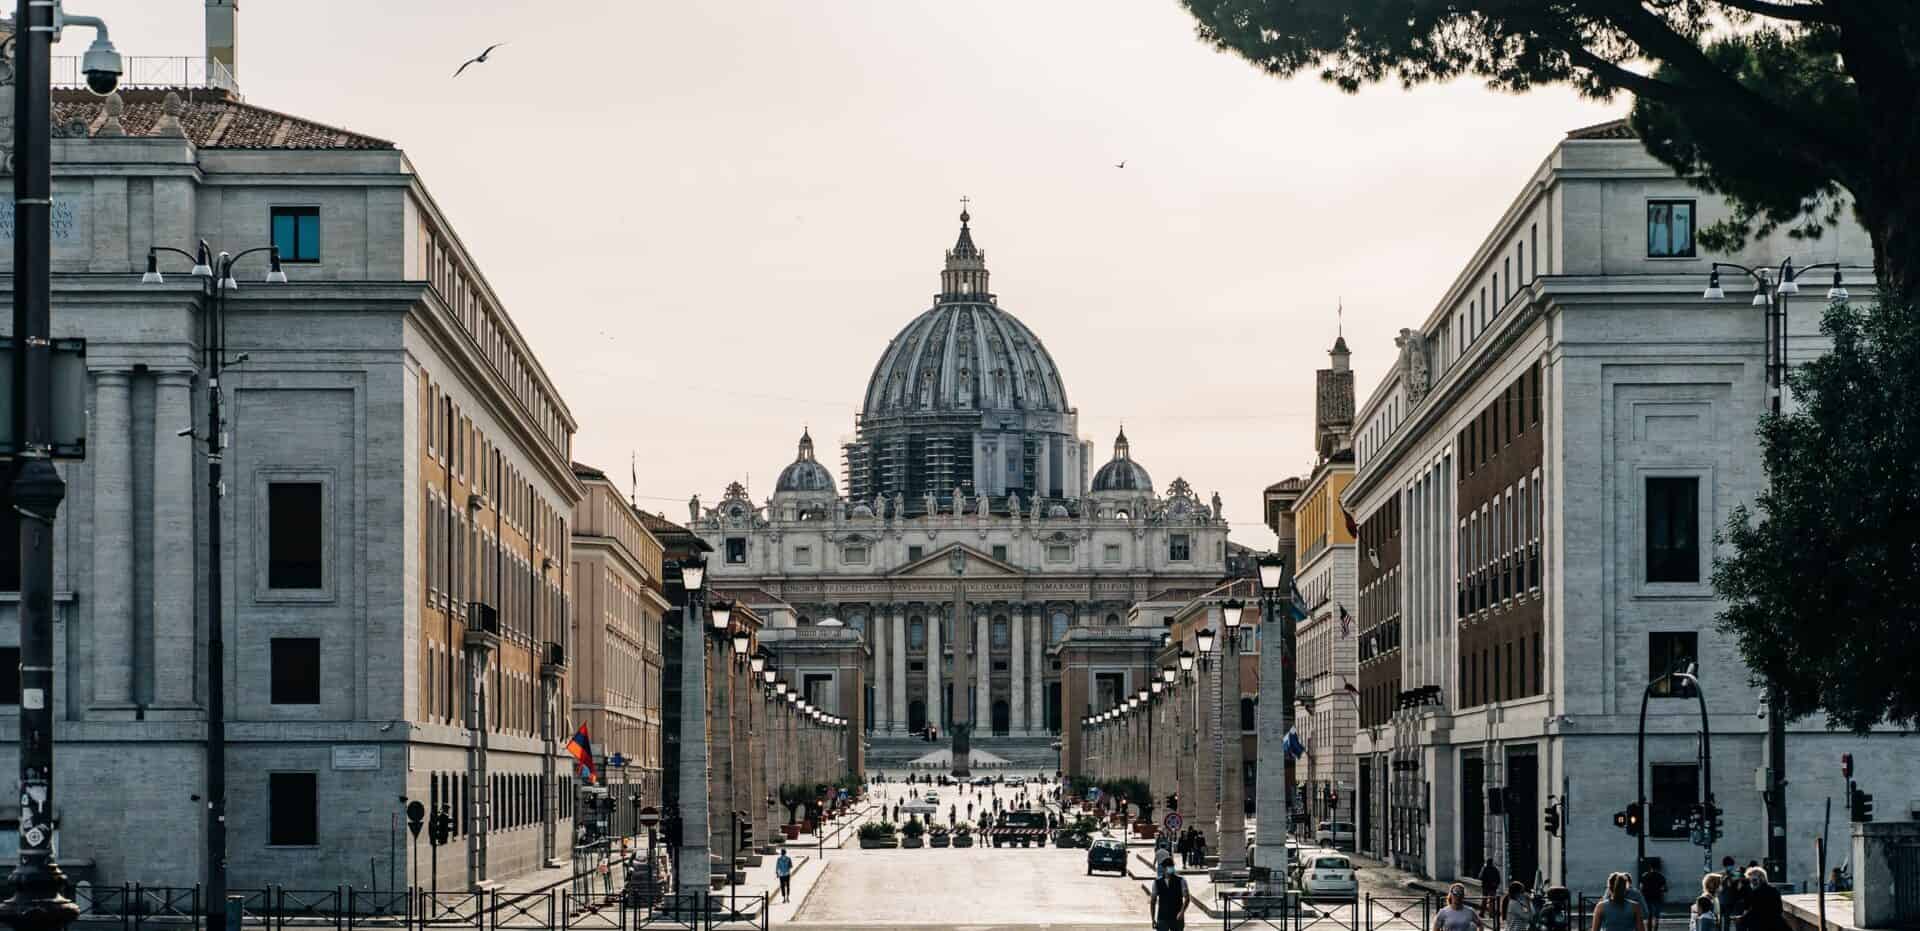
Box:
[1591,873,1648,931]
[1436,884,1487,931]
[1502,882,1535,931]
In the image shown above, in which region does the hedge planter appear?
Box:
[782,825,800,840]
[902,837,924,849]
[954,834,975,848]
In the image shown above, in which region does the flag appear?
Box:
[1288,580,1309,622]
[629,453,638,507]
[566,723,597,784]
[1337,604,1353,638]
[1282,728,1307,762]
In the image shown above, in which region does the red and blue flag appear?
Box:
[566,724,597,784]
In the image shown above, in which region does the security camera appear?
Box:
[176,427,194,438]
[80,37,123,96]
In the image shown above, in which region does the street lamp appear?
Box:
[1178,650,1195,674]
[1162,666,1176,686]
[711,597,732,632]
[1196,627,1216,656]
[141,240,287,921]
[1257,553,1286,592]
[731,629,751,657]
[1222,598,1246,631]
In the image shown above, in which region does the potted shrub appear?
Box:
[953,822,975,848]
[929,825,950,848]
[901,819,925,849]
[858,821,893,849]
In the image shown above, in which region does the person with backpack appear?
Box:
[1591,872,1647,931]
[1641,866,1670,931]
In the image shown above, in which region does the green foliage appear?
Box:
[857,821,896,841]
[778,783,812,822]
[1098,778,1154,818]
[1179,1,1920,289]
[1714,293,1920,732]
[1071,815,1102,836]
[901,819,925,838]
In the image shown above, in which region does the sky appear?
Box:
[87,0,1623,547]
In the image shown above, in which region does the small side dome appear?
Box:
[1090,427,1153,493]
[775,428,837,494]
[1047,504,1071,518]
[817,617,845,627]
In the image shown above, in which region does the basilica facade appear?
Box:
[690,212,1231,741]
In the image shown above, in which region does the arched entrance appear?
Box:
[908,699,927,734]
[991,700,1010,735]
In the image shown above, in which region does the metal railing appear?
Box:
[67,886,765,931]
[51,56,238,93]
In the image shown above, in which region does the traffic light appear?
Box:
[428,805,454,846]
[1841,753,1853,781]
[1849,784,1875,823]
[1614,802,1642,836]
[1543,802,1561,837]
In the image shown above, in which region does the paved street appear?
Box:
[793,841,1143,927]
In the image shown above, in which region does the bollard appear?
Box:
[225,895,244,931]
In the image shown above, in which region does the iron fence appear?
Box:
[67,886,764,931]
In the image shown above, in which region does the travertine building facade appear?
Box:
[0,85,580,890]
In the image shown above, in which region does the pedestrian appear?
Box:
[1590,872,1647,931]
[1690,897,1716,931]
[1437,884,1487,931]
[1151,857,1189,931]
[1479,859,1503,923]
[949,804,957,828]
[774,848,793,903]
[1720,873,1748,931]
[967,801,974,820]
[1739,866,1785,931]
[1192,831,1207,868]
[1826,868,1847,894]
[1503,882,1535,931]
[1641,864,1670,931]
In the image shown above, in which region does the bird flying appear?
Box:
[1114,160,1126,168]
[453,43,506,78]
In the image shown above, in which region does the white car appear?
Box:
[1299,851,1358,901]
[1313,821,1356,849]
[1006,776,1026,786]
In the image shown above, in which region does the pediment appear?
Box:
[889,543,1022,579]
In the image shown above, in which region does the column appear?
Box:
[1218,626,1248,874]
[925,606,942,731]
[91,370,134,710]
[1254,593,1290,877]
[871,604,887,734]
[151,371,197,707]
[1192,633,1219,858]
[1031,603,1046,733]
[1010,609,1027,734]
[975,610,989,733]
[676,603,709,896]
[891,606,907,735]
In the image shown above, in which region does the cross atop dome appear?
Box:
[942,201,990,299]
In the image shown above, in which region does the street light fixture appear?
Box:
[1197,627,1216,655]
[731,630,750,656]
[1178,650,1196,673]
[682,560,706,592]
[711,598,732,632]
[1162,666,1176,685]
[1222,598,1246,630]
[751,653,767,675]
[761,668,776,685]
[1151,681,1163,696]
[1257,553,1286,592]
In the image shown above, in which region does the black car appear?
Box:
[1086,836,1129,875]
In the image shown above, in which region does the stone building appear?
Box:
[0,80,580,890]
[1344,118,1914,891]
[569,464,669,828]
[1291,336,1358,833]
[692,211,1232,769]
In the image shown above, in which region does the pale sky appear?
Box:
[88,1,1623,547]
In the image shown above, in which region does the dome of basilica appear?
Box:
[774,429,836,494]
[1090,427,1153,493]
[859,211,1069,421]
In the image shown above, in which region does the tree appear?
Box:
[1712,293,1920,732]
[1180,2,1920,293]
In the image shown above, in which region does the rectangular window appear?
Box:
[1647,200,1696,258]
[991,545,1007,562]
[843,545,868,565]
[1169,534,1191,562]
[1649,763,1700,839]
[1046,544,1072,563]
[792,545,812,567]
[725,538,747,564]
[270,637,321,705]
[909,618,925,649]
[1648,631,1699,698]
[907,545,924,562]
[1646,477,1700,583]
[269,772,320,846]
[0,646,17,705]
[271,206,321,262]
[268,482,325,589]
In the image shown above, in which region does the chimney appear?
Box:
[206,0,238,84]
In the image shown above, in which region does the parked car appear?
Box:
[972,776,994,786]
[1314,821,1356,849]
[1006,776,1026,786]
[1086,836,1128,875]
[1299,852,1358,901]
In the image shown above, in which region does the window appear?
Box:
[270,638,321,705]
[1646,477,1700,583]
[1649,764,1700,839]
[991,545,1007,562]
[725,538,747,564]
[1046,544,1071,563]
[271,206,320,262]
[1169,534,1191,561]
[843,545,868,565]
[1648,631,1699,698]
[0,647,16,705]
[1049,610,1069,643]
[1104,544,1121,564]
[1240,697,1256,732]
[269,772,319,846]
[793,545,813,567]
[907,545,924,562]
[268,482,325,589]
[1647,200,1696,258]
[992,618,1009,647]
[909,617,925,649]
